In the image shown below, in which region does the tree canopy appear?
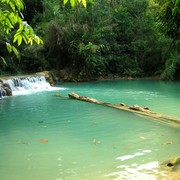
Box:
[0,0,180,80]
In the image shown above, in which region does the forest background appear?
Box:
[0,0,180,81]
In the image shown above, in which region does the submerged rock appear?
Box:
[93,138,101,145]
[54,93,61,97]
[164,141,173,145]
[39,139,49,143]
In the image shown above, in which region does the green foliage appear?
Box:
[161,52,180,80]
[79,42,106,76]
[6,42,20,59]
[155,0,180,79]
[0,0,43,62]
[35,0,172,79]
[1,0,179,80]
[21,45,48,72]
[172,0,180,16]
[155,0,180,47]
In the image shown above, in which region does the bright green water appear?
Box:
[0,80,180,180]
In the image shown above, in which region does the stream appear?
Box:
[0,79,180,180]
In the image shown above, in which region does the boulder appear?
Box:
[36,71,55,85]
[129,105,143,111]
[3,83,12,96]
[59,69,77,82]
[4,87,12,96]
[69,92,80,99]
[0,88,3,98]
[0,82,12,97]
[161,156,180,172]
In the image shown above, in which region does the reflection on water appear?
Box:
[106,150,162,180]
[0,80,180,180]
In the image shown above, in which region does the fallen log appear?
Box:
[68,92,180,125]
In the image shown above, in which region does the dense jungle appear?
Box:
[0,0,180,81]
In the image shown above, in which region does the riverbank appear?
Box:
[57,68,161,82]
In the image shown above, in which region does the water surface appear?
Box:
[0,80,180,180]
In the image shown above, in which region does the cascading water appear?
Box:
[0,87,6,97]
[1,76,63,97]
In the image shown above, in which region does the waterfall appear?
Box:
[0,87,6,97]
[1,76,62,97]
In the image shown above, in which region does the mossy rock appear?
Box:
[36,71,55,85]
[162,156,180,171]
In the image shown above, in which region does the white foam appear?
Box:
[136,161,159,170]
[116,150,152,161]
[116,152,144,161]
[105,161,160,180]
[3,76,66,96]
[12,87,66,96]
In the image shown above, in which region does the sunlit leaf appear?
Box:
[14,31,21,38]
[70,0,75,7]
[0,0,43,61]
[9,2,15,11]
[17,35,22,46]
[82,0,86,7]
[64,0,68,5]
[28,37,33,45]
[22,34,28,44]
[6,42,12,53]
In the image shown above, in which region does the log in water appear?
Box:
[68,92,180,124]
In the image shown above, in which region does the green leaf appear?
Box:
[17,35,22,46]
[70,0,75,7]
[12,46,20,60]
[14,31,22,38]
[6,42,12,53]
[175,0,180,6]
[82,0,86,7]
[64,0,68,5]
[22,34,28,44]
[172,6,180,16]
[1,56,7,66]
[9,2,15,11]
[15,0,24,11]
[13,35,19,43]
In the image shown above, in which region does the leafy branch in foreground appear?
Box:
[0,0,43,63]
